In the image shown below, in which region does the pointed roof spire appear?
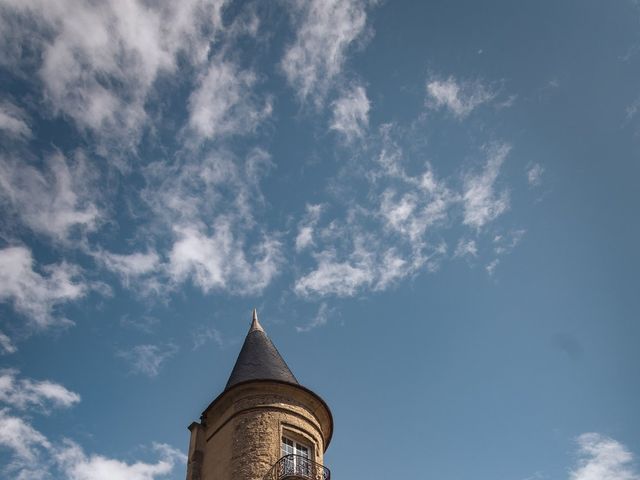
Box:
[225,310,298,390]
[249,308,264,333]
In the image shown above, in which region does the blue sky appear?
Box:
[0,0,639,478]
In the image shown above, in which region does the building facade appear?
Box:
[185,310,333,480]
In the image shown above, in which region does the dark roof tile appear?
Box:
[225,309,298,390]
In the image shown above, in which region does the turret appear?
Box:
[186,309,333,480]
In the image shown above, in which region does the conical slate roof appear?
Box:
[225,309,298,390]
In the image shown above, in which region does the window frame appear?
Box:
[280,433,314,476]
[281,435,311,459]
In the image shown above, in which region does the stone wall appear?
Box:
[186,381,331,480]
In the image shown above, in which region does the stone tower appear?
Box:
[185,310,333,480]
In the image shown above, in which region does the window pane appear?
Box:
[296,444,309,458]
[281,437,294,457]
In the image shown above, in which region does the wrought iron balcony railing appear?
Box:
[263,454,330,480]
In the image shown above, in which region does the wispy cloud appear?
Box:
[0,369,80,411]
[281,0,370,104]
[94,250,161,293]
[462,143,510,229]
[295,204,324,252]
[192,325,225,350]
[153,147,274,225]
[0,373,184,479]
[0,0,528,325]
[96,251,160,278]
[454,238,478,258]
[570,433,640,480]
[426,76,497,118]
[0,408,51,465]
[0,100,31,139]
[0,331,17,355]
[0,0,227,148]
[493,229,525,256]
[295,247,374,297]
[296,302,331,332]
[55,440,186,480]
[481,229,525,276]
[486,258,500,276]
[295,225,432,298]
[379,172,453,242]
[0,372,75,477]
[187,56,272,141]
[120,315,160,334]
[527,163,544,187]
[141,148,282,296]
[168,224,281,295]
[0,246,89,329]
[117,343,178,378]
[0,152,100,243]
[330,84,370,141]
[293,127,517,297]
[0,1,292,321]
[0,410,185,479]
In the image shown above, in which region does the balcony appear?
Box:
[264,454,331,480]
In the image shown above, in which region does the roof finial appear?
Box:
[249,308,264,333]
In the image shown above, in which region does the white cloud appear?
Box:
[55,440,185,480]
[281,0,369,103]
[0,331,17,355]
[295,255,373,297]
[330,84,370,141]
[295,232,381,297]
[120,315,160,334]
[97,251,160,277]
[486,258,500,276]
[187,56,272,141]
[143,148,271,228]
[0,152,100,242]
[296,226,314,252]
[0,409,51,464]
[294,233,434,297]
[143,152,240,227]
[0,402,184,480]
[372,146,456,249]
[379,191,417,234]
[117,344,178,378]
[493,229,525,255]
[527,163,544,187]
[426,76,496,118]
[294,221,428,298]
[168,224,281,295]
[375,248,415,290]
[379,180,452,242]
[296,302,331,332]
[94,250,161,292]
[488,230,525,275]
[192,325,225,350]
[462,143,510,229]
[454,239,478,258]
[0,0,227,146]
[570,433,640,480]
[0,246,88,329]
[0,101,31,138]
[293,128,519,297]
[0,370,80,410]
[141,148,282,296]
[295,204,324,252]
